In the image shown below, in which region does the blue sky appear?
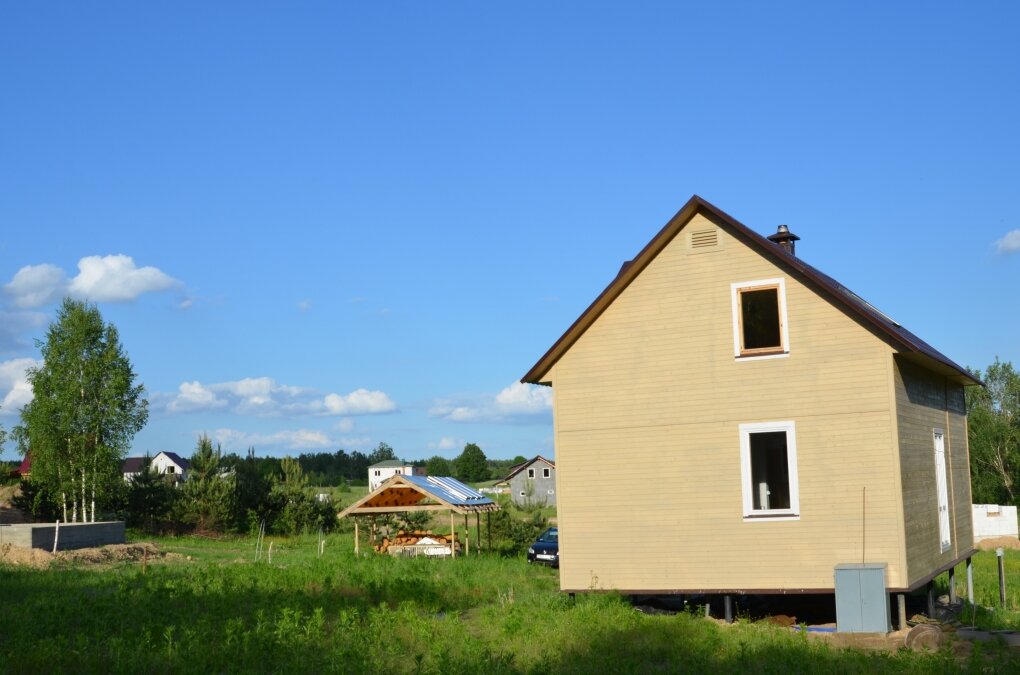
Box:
[1,2,1018,462]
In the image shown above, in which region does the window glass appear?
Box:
[740,421,799,518]
[741,288,781,351]
[749,431,790,510]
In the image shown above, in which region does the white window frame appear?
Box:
[543,468,551,478]
[527,468,535,479]
[739,421,800,520]
[731,278,790,360]
[933,428,951,553]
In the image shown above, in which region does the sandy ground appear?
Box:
[976,535,1020,551]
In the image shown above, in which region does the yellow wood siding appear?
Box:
[549,215,909,592]
[894,358,975,587]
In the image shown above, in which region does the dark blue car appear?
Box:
[527,527,559,568]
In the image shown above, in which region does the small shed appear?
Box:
[338,475,500,556]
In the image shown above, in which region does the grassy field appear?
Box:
[1,534,1018,674]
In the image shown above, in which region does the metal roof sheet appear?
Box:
[403,475,495,507]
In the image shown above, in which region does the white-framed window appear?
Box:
[731,278,790,359]
[519,491,526,497]
[543,468,550,478]
[547,489,554,495]
[739,421,800,519]
[527,468,535,479]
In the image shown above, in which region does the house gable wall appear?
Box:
[508,459,556,506]
[547,213,907,592]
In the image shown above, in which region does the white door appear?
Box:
[934,430,951,553]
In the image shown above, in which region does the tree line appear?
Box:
[2,299,536,536]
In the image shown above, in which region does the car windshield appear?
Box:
[538,528,558,543]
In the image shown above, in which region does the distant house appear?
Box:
[369,460,426,491]
[16,455,32,479]
[122,451,191,483]
[501,456,556,507]
[523,195,979,618]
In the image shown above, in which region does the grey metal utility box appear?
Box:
[834,563,890,633]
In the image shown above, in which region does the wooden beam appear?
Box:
[344,505,451,514]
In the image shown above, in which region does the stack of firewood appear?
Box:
[374,530,457,553]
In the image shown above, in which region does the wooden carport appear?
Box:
[337,475,500,556]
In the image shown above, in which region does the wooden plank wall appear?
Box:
[894,358,974,588]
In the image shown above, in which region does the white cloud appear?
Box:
[167,381,228,413]
[159,377,396,418]
[3,255,179,308]
[210,428,334,451]
[0,358,40,415]
[323,389,397,415]
[428,436,461,451]
[177,298,194,311]
[429,383,552,424]
[995,230,1020,255]
[69,255,178,302]
[297,299,312,311]
[494,382,554,415]
[4,264,67,308]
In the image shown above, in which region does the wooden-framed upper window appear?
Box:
[731,278,789,359]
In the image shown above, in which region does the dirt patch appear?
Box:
[1,541,182,568]
[976,536,1020,551]
[0,542,54,568]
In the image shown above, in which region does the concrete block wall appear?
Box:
[0,521,125,550]
[972,505,1019,541]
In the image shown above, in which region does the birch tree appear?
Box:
[15,299,148,522]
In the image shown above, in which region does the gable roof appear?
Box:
[522,195,980,387]
[121,456,148,474]
[501,455,556,482]
[17,455,31,475]
[157,451,191,470]
[338,474,499,517]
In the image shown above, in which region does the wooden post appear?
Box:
[354,519,360,555]
[926,580,936,618]
[475,513,481,556]
[723,595,733,623]
[370,516,376,545]
[897,594,907,631]
[949,566,957,603]
[450,511,456,559]
[464,513,470,556]
[967,556,974,603]
[487,511,491,552]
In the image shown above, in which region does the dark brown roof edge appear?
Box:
[522,195,980,387]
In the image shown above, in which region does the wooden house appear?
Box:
[522,196,979,619]
[500,456,557,507]
[122,451,191,483]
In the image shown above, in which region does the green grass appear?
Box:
[944,548,1020,630]
[2,536,1018,674]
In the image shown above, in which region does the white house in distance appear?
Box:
[368,460,426,490]
[122,451,191,483]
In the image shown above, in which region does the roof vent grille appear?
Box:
[689,228,719,250]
